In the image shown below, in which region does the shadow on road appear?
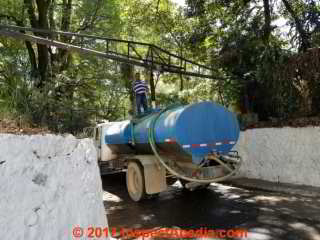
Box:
[102,173,320,240]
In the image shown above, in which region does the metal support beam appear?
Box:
[0,24,227,81]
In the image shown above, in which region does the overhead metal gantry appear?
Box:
[0,24,224,103]
[0,24,218,78]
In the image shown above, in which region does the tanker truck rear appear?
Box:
[92,101,242,201]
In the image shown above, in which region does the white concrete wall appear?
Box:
[234,127,320,187]
[0,134,108,240]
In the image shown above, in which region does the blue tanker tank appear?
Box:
[104,101,239,165]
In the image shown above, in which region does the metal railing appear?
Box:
[0,24,222,80]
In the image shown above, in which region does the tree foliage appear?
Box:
[184,0,320,119]
[0,0,319,133]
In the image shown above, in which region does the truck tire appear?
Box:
[126,161,146,202]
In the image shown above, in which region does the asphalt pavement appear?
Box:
[102,173,320,240]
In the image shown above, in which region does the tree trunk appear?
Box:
[23,0,38,77]
[49,0,56,31]
[263,0,271,45]
[179,48,184,91]
[59,0,73,71]
[149,70,156,108]
[61,0,72,32]
[25,0,52,87]
[121,63,135,115]
[25,41,38,77]
[36,0,51,87]
[281,0,311,52]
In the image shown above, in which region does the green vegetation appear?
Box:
[0,0,319,133]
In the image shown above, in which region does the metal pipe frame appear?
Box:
[0,24,226,80]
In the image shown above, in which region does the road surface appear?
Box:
[102,173,320,240]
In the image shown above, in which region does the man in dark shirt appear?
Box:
[133,72,148,115]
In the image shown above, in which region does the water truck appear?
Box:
[93,101,242,201]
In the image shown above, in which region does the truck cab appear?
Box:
[92,122,127,175]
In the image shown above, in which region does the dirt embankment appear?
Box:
[0,118,51,135]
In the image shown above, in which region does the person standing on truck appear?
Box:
[133,72,149,115]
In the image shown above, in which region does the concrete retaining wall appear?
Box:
[234,127,320,187]
[0,134,108,240]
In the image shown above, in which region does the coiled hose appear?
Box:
[147,105,242,183]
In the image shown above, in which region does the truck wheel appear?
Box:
[126,161,146,202]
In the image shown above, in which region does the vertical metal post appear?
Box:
[215,71,225,107]
[80,37,84,48]
[150,48,156,109]
[128,43,130,58]
[180,48,183,91]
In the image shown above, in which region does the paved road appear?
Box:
[102,173,320,240]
